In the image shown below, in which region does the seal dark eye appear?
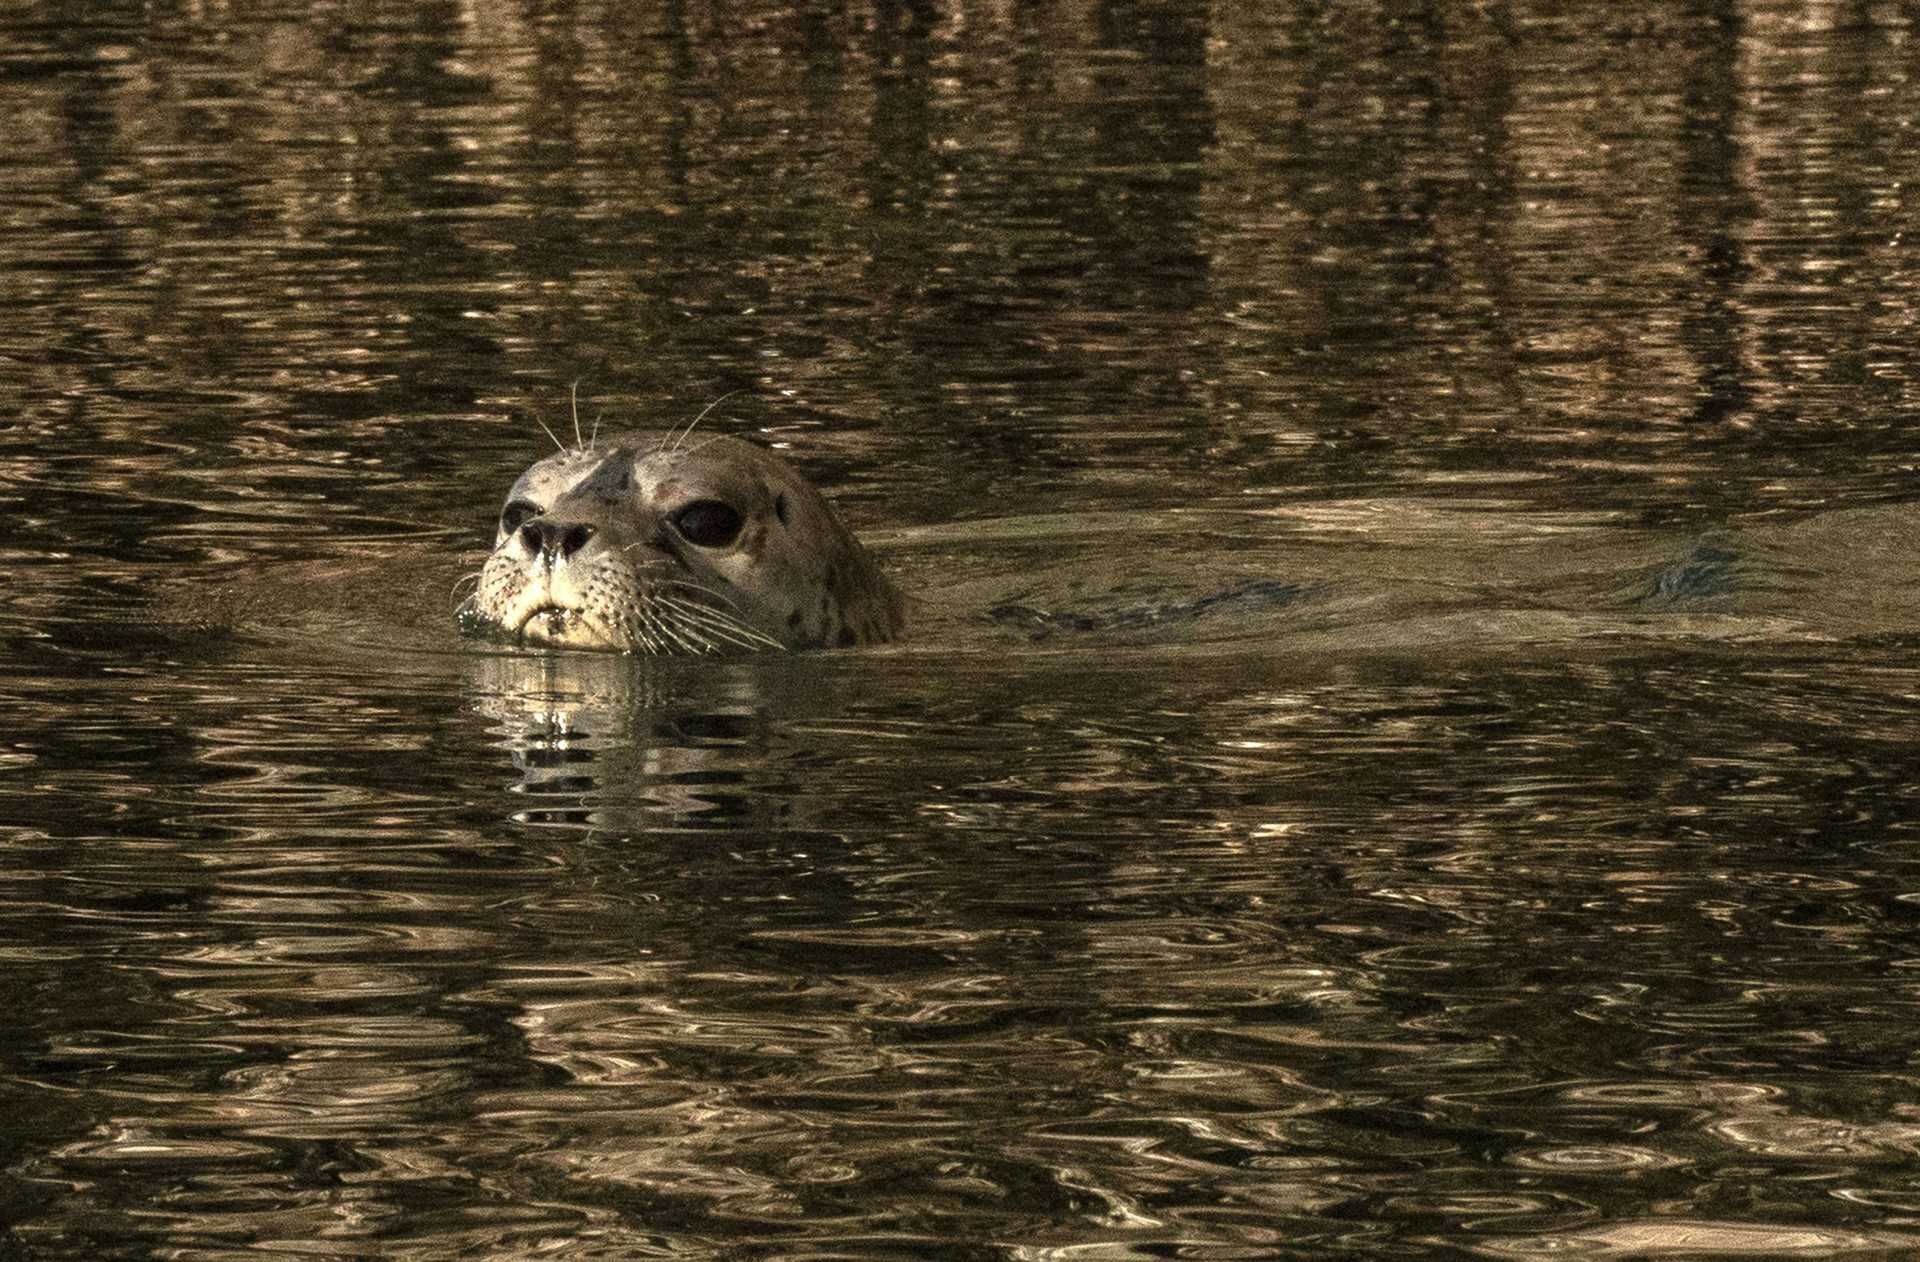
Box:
[672,499,744,548]
[500,499,541,534]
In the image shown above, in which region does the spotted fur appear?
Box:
[459,431,904,654]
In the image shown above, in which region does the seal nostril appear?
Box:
[518,519,593,561]
[500,498,541,535]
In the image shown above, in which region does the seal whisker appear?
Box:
[681,618,755,653]
[672,599,768,641]
[449,571,484,610]
[668,390,739,455]
[643,609,704,654]
[657,597,784,650]
[533,414,567,454]
[654,594,752,639]
[678,434,734,461]
[569,378,586,449]
[660,623,708,655]
[657,576,756,617]
[667,593,788,651]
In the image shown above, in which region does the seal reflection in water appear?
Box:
[460,432,905,653]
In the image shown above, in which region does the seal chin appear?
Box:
[514,604,604,648]
[515,604,571,634]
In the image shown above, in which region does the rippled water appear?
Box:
[5,1,1920,1258]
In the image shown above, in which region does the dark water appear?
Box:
[5,0,1920,1257]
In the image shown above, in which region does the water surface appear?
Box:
[4,1,1920,1258]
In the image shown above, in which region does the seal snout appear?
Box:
[518,518,596,563]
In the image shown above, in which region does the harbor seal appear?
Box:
[459,431,905,653]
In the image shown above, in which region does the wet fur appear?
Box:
[460,431,904,654]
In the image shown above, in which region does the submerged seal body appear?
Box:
[461,432,904,653]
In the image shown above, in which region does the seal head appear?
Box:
[461,432,904,653]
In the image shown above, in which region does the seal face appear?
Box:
[460,432,905,654]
